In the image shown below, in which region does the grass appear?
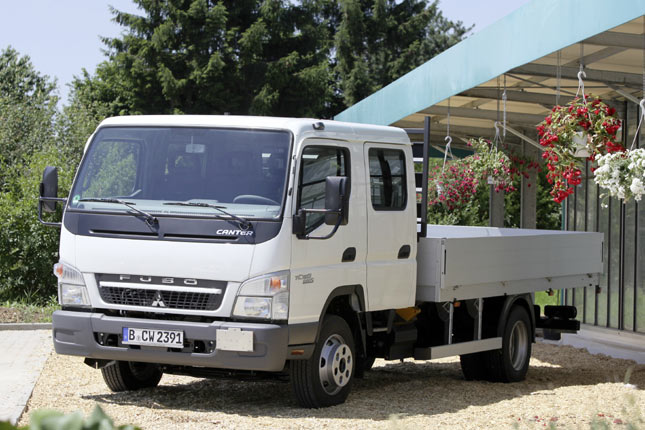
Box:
[535,290,561,310]
[0,297,59,323]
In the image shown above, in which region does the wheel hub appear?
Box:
[319,334,353,395]
[509,320,528,371]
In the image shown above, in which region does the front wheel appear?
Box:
[101,361,163,392]
[290,315,355,408]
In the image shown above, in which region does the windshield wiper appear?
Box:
[78,198,158,227]
[163,202,251,229]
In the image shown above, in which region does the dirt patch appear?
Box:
[19,343,645,429]
[0,307,23,323]
[0,305,56,323]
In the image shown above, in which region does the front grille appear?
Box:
[99,286,223,311]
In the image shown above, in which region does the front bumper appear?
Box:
[52,310,288,372]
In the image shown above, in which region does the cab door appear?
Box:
[364,143,417,310]
[289,139,367,330]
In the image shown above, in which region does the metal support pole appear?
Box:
[448,302,454,345]
[476,298,483,340]
[420,117,430,238]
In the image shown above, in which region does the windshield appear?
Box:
[68,126,291,219]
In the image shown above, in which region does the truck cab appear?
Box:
[44,116,418,407]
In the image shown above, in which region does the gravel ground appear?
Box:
[20,343,644,429]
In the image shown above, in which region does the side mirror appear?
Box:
[324,176,350,226]
[40,166,59,213]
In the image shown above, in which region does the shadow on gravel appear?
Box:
[81,344,644,421]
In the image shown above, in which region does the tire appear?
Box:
[362,355,376,372]
[459,351,487,380]
[291,315,355,408]
[101,361,163,392]
[486,305,532,382]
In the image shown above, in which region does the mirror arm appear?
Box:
[298,208,343,240]
[38,196,67,227]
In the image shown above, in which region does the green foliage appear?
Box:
[70,0,469,118]
[77,0,337,117]
[335,0,471,106]
[426,158,488,226]
[0,298,59,323]
[536,168,562,230]
[0,146,75,304]
[0,405,139,430]
[0,47,58,183]
[426,155,561,229]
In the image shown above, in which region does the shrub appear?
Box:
[0,146,74,304]
[0,405,139,430]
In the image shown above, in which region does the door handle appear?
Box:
[342,247,356,262]
[398,245,411,259]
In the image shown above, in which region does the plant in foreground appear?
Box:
[0,405,139,430]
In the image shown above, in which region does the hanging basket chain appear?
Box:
[556,50,562,106]
[441,98,454,173]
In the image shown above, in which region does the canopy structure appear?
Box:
[335,0,645,154]
[336,1,645,341]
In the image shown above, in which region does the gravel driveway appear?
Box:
[20,343,644,429]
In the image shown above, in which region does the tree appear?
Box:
[72,0,469,118]
[0,47,58,182]
[77,0,335,117]
[335,0,471,106]
[0,47,71,304]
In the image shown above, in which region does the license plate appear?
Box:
[216,328,254,352]
[122,327,184,347]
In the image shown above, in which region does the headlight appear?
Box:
[232,271,289,321]
[54,262,90,307]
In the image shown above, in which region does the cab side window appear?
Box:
[298,146,349,231]
[368,148,407,210]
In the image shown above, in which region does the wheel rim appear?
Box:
[319,334,353,395]
[509,320,529,371]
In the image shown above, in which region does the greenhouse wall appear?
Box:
[564,100,645,335]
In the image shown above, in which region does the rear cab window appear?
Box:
[368,148,407,210]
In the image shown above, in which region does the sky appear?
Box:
[0,0,532,106]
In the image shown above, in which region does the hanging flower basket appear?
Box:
[536,95,623,203]
[427,159,479,211]
[467,138,516,192]
[594,148,645,203]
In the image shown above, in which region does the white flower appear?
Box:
[594,149,645,203]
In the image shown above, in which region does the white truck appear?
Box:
[39,116,602,408]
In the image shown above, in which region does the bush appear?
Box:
[0,405,139,430]
[0,146,75,304]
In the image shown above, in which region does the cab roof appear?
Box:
[97,115,411,146]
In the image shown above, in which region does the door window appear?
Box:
[368,148,407,210]
[298,146,349,231]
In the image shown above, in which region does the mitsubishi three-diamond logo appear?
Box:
[151,291,166,307]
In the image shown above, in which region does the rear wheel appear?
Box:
[101,361,163,392]
[291,315,355,408]
[459,351,487,380]
[486,305,532,382]
[362,355,376,372]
